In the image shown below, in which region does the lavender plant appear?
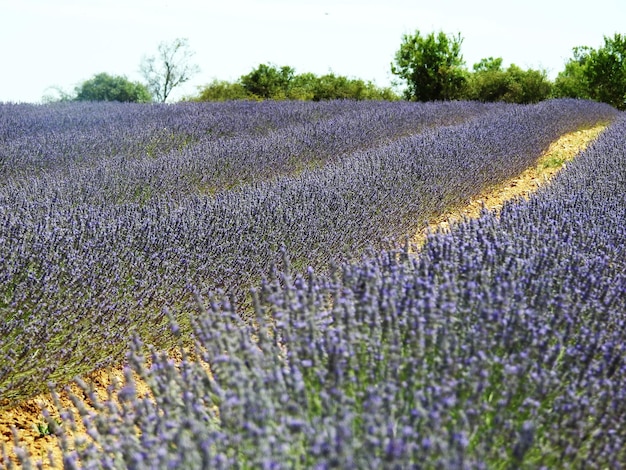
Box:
[0,99,496,203]
[0,99,618,410]
[12,112,623,469]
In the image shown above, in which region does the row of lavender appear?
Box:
[15,112,625,469]
[1,100,496,204]
[0,100,617,406]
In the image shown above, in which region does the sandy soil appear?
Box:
[412,124,606,249]
[0,123,607,468]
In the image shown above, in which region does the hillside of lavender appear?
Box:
[7,109,622,469]
[0,99,618,410]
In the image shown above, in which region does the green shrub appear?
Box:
[465,60,552,104]
[391,30,467,101]
[192,79,252,101]
[554,34,626,109]
[74,73,152,103]
[194,64,399,101]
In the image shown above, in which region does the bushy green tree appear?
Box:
[584,33,626,109]
[194,65,399,101]
[554,34,626,109]
[465,58,510,102]
[552,48,591,99]
[297,72,398,101]
[506,65,552,103]
[391,30,467,101]
[288,72,318,100]
[465,59,551,103]
[240,64,296,100]
[74,73,152,102]
[473,57,504,73]
[193,79,251,101]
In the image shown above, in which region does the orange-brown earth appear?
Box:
[412,124,606,248]
[0,123,607,469]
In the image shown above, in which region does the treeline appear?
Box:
[390,31,626,109]
[190,60,551,103]
[193,64,398,101]
[190,31,626,108]
[56,32,626,109]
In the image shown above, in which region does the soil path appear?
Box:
[412,123,606,249]
[0,123,607,468]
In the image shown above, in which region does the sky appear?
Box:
[1,0,624,103]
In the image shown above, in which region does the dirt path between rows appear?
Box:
[0,123,607,468]
[411,123,606,249]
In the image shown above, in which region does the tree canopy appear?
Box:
[240,64,296,100]
[194,64,398,101]
[582,34,626,109]
[74,73,152,102]
[554,34,626,110]
[391,30,467,101]
[465,60,552,104]
[45,31,626,108]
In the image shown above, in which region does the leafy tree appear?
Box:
[505,65,552,103]
[465,60,551,103]
[194,65,399,101]
[473,57,504,73]
[465,58,510,102]
[583,33,626,109]
[552,48,591,99]
[288,72,398,101]
[240,64,296,100]
[288,72,318,100]
[193,79,251,101]
[391,30,467,101]
[314,73,362,100]
[307,73,398,101]
[555,35,626,109]
[140,38,200,103]
[74,73,152,102]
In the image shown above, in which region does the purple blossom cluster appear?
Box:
[9,111,624,469]
[1,100,496,204]
[0,100,618,410]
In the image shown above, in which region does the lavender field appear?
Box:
[1,99,624,468]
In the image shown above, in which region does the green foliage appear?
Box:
[240,63,296,100]
[306,73,399,101]
[192,79,251,101]
[465,59,509,102]
[42,31,626,108]
[473,57,504,73]
[584,33,626,109]
[34,417,62,437]
[286,71,398,101]
[287,72,318,100]
[74,73,152,102]
[391,30,467,101]
[466,60,552,104]
[194,64,399,101]
[552,49,591,99]
[554,34,626,109]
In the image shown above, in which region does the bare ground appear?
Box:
[0,123,607,468]
[412,124,606,248]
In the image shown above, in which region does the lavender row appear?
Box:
[0,100,617,405]
[19,113,626,468]
[1,100,496,204]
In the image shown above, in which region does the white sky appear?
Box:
[1,0,624,103]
